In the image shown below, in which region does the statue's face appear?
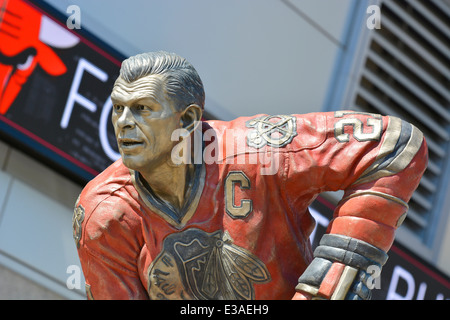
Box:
[110,74,182,172]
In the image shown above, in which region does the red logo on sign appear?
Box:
[0,0,79,114]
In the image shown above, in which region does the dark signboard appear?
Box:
[310,197,450,300]
[0,0,124,182]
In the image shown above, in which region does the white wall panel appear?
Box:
[4,149,81,209]
[289,0,352,41]
[0,178,84,297]
[0,170,12,218]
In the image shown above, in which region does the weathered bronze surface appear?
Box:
[73,51,428,300]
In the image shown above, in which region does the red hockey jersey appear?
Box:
[73,111,427,300]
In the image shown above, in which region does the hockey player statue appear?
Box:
[72,51,428,300]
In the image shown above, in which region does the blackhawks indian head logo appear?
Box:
[148,228,271,300]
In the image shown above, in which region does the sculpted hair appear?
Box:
[119,51,205,111]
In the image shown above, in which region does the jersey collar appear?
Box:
[130,163,206,229]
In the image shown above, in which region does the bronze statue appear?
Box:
[73,51,428,300]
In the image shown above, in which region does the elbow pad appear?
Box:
[296,234,388,300]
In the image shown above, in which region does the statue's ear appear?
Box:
[180,104,203,133]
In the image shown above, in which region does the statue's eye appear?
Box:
[136,105,151,112]
[113,105,124,112]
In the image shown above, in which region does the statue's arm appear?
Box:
[292,113,428,300]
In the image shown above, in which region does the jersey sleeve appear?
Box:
[74,191,148,300]
[289,111,428,300]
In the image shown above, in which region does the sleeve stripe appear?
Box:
[369,116,403,168]
[339,190,409,209]
[386,122,423,172]
[379,118,412,167]
[353,116,424,186]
